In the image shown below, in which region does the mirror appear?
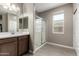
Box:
[0,13,8,32]
[0,13,18,32]
[0,3,29,33]
[7,13,18,32]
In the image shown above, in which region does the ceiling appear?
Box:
[35,3,66,13]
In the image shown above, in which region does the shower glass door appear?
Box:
[34,16,46,50]
[34,17,42,50]
[41,21,46,44]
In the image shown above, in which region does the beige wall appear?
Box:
[39,4,73,47]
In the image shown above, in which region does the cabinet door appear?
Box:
[0,41,17,56]
[18,36,28,55]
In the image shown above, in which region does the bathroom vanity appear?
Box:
[0,3,30,56]
[0,32,29,56]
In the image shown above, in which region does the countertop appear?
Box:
[0,32,29,39]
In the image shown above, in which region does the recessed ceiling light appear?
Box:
[16,7,20,11]
[11,4,16,10]
[3,5,8,9]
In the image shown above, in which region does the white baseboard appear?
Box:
[46,42,75,50]
[33,42,46,53]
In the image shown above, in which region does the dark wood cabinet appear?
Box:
[18,35,29,55]
[0,37,17,56]
[0,35,29,56]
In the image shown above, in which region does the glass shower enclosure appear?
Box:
[34,16,46,51]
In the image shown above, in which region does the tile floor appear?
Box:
[24,44,77,56]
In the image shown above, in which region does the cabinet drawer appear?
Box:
[18,35,28,39]
[0,37,17,44]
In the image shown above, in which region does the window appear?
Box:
[19,17,28,29]
[53,11,64,34]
